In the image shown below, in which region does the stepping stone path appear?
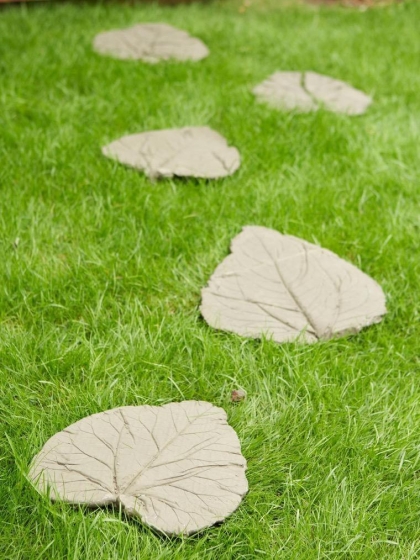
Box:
[102,127,240,179]
[26,15,389,542]
[200,226,386,344]
[93,23,209,63]
[253,71,372,115]
[30,401,248,536]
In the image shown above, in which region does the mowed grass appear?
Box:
[1,0,420,558]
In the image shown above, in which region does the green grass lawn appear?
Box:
[1,0,420,557]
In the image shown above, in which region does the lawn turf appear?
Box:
[0,0,420,558]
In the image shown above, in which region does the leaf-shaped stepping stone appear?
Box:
[200,227,386,344]
[102,127,240,179]
[29,401,248,536]
[93,23,209,63]
[253,72,372,115]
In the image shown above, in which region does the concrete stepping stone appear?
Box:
[253,71,372,115]
[93,23,209,63]
[200,226,386,344]
[29,401,248,536]
[102,127,241,179]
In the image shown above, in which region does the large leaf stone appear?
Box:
[200,226,386,343]
[29,401,248,535]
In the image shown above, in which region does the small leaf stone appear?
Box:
[93,23,209,63]
[253,71,372,115]
[102,127,240,180]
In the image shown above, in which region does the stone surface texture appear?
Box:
[200,226,386,344]
[29,401,248,536]
[253,71,372,115]
[93,23,209,62]
[102,127,240,179]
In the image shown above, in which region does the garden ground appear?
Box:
[0,0,420,558]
